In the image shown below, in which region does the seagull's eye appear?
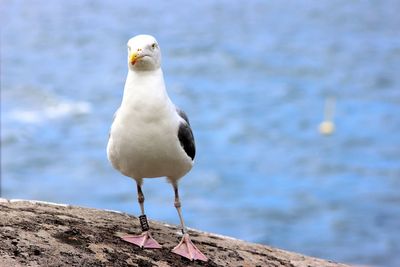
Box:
[151,43,157,49]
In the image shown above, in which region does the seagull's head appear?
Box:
[127,34,161,71]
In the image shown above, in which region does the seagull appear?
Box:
[107,34,207,262]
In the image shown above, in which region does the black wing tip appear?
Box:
[177,122,195,160]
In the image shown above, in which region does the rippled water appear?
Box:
[2,1,400,266]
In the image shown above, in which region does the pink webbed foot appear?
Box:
[172,233,208,261]
[122,231,162,249]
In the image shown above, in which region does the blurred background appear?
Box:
[1,0,400,266]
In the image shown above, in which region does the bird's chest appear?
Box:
[108,99,183,177]
[113,100,177,154]
[107,72,192,179]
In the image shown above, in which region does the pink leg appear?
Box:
[170,182,207,261]
[121,183,161,249]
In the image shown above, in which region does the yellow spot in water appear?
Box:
[319,97,336,136]
[319,121,335,135]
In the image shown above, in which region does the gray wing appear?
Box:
[176,108,190,125]
[176,108,195,160]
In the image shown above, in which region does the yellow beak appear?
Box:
[130,52,139,65]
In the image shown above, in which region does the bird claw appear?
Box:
[172,233,208,261]
[121,231,162,249]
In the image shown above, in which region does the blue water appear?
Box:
[2,1,400,266]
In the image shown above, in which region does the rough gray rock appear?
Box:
[0,199,349,267]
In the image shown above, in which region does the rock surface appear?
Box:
[0,199,349,267]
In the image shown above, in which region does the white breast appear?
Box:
[107,69,193,181]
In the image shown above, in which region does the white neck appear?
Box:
[120,68,172,115]
[122,68,166,101]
